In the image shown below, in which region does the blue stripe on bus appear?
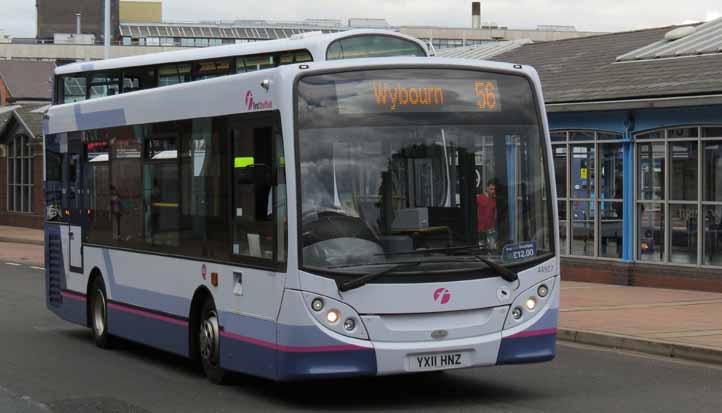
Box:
[219,334,278,379]
[278,322,361,348]
[496,331,556,365]
[55,291,87,326]
[50,281,377,379]
[107,303,189,356]
[73,105,127,131]
[496,307,558,364]
[219,332,377,381]
[275,347,377,381]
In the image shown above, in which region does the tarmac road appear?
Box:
[1,263,721,413]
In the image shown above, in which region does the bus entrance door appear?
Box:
[64,135,85,274]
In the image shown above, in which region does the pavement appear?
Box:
[1,224,721,366]
[0,225,43,246]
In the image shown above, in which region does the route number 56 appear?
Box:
[475,81,498,110]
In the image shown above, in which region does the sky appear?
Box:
[1,0,721,38]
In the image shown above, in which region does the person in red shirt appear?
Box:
[477,179,497,245]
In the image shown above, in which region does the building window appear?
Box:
[180,38,195,47]
[635,126,722,267]
[552,130,624,259]
[7,134,33,213]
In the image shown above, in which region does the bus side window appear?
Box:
[193,59,232,81]
[159,63,191,86]
[239,54,274,73]
[326,35,427,60]
[123,67,158,93]
[279,50,312,65]
[230,115,285,263]
[143,122,181,248]
[62,76,87,103]
[89,72,121,99]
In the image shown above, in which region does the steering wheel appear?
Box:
[301,208,380,247]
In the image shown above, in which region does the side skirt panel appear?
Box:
[107,301,189,357]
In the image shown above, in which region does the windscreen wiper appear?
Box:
[474,256,518,283]
[338,262,421,292]
[376,244,490,256]
[378,245,518,283]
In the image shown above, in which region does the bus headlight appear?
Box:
[311,298,324,312]
[303,293,368,340]
[326,309,340,324]
[504,276,557,329]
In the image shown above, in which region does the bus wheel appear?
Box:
[199,299,227,384]
[90,277,113,349]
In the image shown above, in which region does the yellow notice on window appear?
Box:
[234,157,254,168]
[580,168,588,179]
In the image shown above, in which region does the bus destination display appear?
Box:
[335,78,501,114]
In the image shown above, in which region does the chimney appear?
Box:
[75,13,81,35]
[472,2,481,29]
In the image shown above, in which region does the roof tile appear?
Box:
[490,25,722,103]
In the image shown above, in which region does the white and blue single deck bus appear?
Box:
[44,30,559,383]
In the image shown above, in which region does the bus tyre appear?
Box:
[199,299,227,384]
[90,277,113,349]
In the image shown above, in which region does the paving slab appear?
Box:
[560,281,722,365]
[0,226,43,246]
[0,242,44,266]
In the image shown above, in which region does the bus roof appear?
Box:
[54,29,429,76]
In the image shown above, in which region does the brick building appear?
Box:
[0,60,54,229]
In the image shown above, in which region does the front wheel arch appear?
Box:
[188,286,213,361]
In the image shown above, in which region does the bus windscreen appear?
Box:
[296,68,554,278]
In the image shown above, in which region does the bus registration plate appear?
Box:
[407,351,470,372]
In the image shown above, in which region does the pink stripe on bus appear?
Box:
[219,330,367,353]
[508,328,557,340]
[61,291,87,302]
[107,302,188,327]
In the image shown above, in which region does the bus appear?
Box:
[52,29,430,104]
[44,29,559,383]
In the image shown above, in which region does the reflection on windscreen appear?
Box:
[297,69,553,274]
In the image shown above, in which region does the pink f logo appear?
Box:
[245,91,254,110]
[433,288,451,304]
